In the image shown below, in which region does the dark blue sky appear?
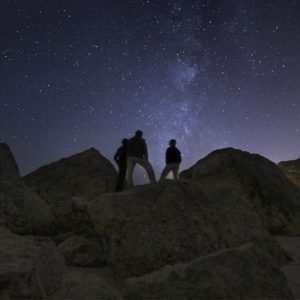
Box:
[1,0,300,180]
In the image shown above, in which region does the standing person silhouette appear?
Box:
[160,139,182,180]
[126,130,156,187]
[114,138,128,191]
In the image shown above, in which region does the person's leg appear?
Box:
[136,158,156,184]
[172,163,180,179]
[160,164,172,181]
[118,164,127,190]
[115,166,122,191]
[126,157,136,188]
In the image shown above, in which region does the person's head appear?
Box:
[169,139,177,147]
[122,138,128,146]
[135,130,143,138]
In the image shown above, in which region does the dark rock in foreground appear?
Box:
[24,148,118,203]
[89,180,286,278]
[0,226,65,299]
[279,158,300,190]
[123,243,294,300]
[58,235,107,267]
[53,271,123,300]
[50,196,95,234]
[0,143,54,235]
[181,148,300,235]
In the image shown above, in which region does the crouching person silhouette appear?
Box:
[126,130,156,187]
[160,139,182,180]
[114,138,128,191]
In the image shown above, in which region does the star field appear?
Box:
[1,0,300,181]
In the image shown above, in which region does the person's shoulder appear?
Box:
[174,147,181,153]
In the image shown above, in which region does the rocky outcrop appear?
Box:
[24,148,118,203]
[0,226,65,299]
[0,143,54,235]
[58,235,107,267]
[123,243,294,300]
[279,158,300,190]
[53,271,123,300]
[89,180,287,278]
[180,148,300,235]
[0,143,19,180]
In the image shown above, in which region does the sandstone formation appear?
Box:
[24,148,118,203]
[0,143,54,235]
[180,147,300,235]
[58,235,107,267]
[279,158,300,189]
[123,243,294,300]
[89,180,287,278]
[53,271,123,300]
[0,226,65,299]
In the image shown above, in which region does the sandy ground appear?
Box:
[276,236,300,299]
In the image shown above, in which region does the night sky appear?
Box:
[1,0,300,180]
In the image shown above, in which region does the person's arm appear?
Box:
[143,140,148,160]
[114,149,120,164]
[178,149,182,163]
[166,148,170,165]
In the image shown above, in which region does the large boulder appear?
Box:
[58,235,107,267]
[89,180,287,278]
[123,243,294,300]
[279,158,300,190]
[0,226,65,299]
[0,143,54,235]
[53,271,123,300]
[180,148,300,235]
[24,148,118,203]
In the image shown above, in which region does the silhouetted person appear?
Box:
[127,130,156,187]
[114,138,128,191]
[160,139,182,180]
